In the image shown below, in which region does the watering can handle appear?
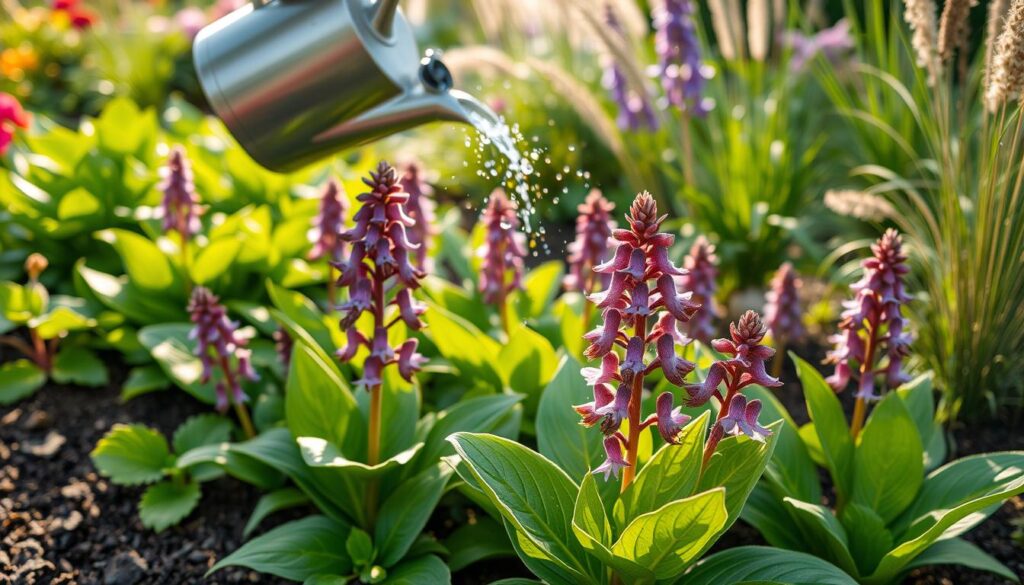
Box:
[249,0,401,37]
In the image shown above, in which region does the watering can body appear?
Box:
[193,0,476,172]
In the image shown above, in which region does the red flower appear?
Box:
[0,93,30,156]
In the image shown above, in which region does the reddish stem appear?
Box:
[619,315,647,493]
[850,321,879,439]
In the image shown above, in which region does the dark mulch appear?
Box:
[1,354,1021,584]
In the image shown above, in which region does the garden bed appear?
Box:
[2,367,1021,585]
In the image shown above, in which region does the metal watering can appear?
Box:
[193,0,498,173]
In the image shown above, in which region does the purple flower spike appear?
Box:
[308,179,348,263]
[274,327,293,369]
[159,146,202,241]
[334,161,427,390]
[656,333,695,385]
[825,229,912,399]
[653,0,709,115]
[719,395,772,442]
[782,19,855,73]
[655,392,691,444]
[399,162,437,270]
[575,383,616,427]
[593,436,630,481]
[603,5,659,131]
[581,353,621,386]
[679,236,718,343]
[565,190,616,293]
[479,189,527,306]
[188,287,258,413]
[764,262,806,346]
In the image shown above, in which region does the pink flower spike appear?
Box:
[584,309,622,359]
[656,334,695,385]
[399,162,437,270]
[655,275,700,321]
[581,353,621,386]
[336,327,367,362]
[655,392,691,444]
[594,244,632,274]
[565,189,616,292]
[619,336,646,385]
[596,383,631,434]
[478,189,526,305]
[764,263,806,345]
[397,339,426,382]
[719,395,772,442]
[679,236,718,342]
[593,436,630,481]
[308,179,348,263]
[575,383,616,427]
[159,146,203,241]
[395,289,426,330]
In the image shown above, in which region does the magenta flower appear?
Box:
[653,0,709,115]
[274,327,293,369]
[764,262,806,346]
[576,192,701,483]
[478,189,526,330]
[0,93,30,156]
[718,394,771,442]
[334,162,427,390]
[159,146,203,242]
[565,190,616,293]
[679,236,719,343]
[188,287,258,414]
[825,229,912,401]
[400,162,437,270]
[782,19,855,73]
[308,179,348,263]
[603,6,659,131]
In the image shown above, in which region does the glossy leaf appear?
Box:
[138,323,216,404]
[172,413,233,454]
[684,546,859,585]
[139,479,201,532]
[850,392,923,524]
[536,356,605,479]
[418,393,523,472]
[901,538,1019,583]
[796,355,854,499]
[0,359,46,405]
[51,346,108,387]
[91,424,172,485]
[781,498,858,577]
[698,421,781,533]
[286,342,363,457]
[444,517,515,572]
[383,554,451,585]
[244,488,311,539]
[98,228,178,294]
[840,503,893,577]
[375,463,453,567]
[423,304,502,389]
[209,516,352,581]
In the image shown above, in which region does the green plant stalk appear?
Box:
[850,323,879,439]
[365,264,386,525]
[770,339,786,379]
[702,381,738,471]
[29,327,51,373]
[217,354,256,439]
[620,315,647,492]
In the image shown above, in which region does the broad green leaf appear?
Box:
[77,264,182,325]
[298,437,422,478]
[209,516,352,581]
[423,304,502,389]
[244,488,311,538]
[684,546,859,585]
[56,187,101,220]
[503,517,583,585]
[375,463,453,567]
[447,433,595,581]
[176,441,283,489]
[95,98,154,155]
[0,359,46,405]
[615,411,709,527]
[698,421,781,534]
[516,261,564,319]
[121,365,169,400]
[840,503,892,577]
[611,488,728,579]
[286,342,363,457]
[895,374,935,450]
[851,392,923,523]
[796,355,853,499]
[267,280,337,353]
[98,229,178,293]
[444,517,515,571]
[901,538,1019,583]
[418,393,523,471]
[552,297,585,359]
[781,498,858,577]
[746,385,821,503]
[192,238,243,285]
[51,347,108,387]
[91,424,172,485]
[740,484,805,550]
[572,473,653,582]
[139,479,201,532]
[172,414,233,454]
[346,528,374,566]
[497,324,558,413]
[866,473,1024,585]
[138,323,216,404]
[32,306,95,339]
[383,554,450,585]
[419,275,490,332]
[536,356,604,479]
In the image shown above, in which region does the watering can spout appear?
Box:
[372,0,401,37]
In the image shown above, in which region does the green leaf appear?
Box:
[571,473,653,582]
[698,421,781,533]
[210,516,352,581]
[895,374,936,451]
[139,479,201,532]
[138,323,216,404]
[121,365,169,400]
[615,411,709,527]
[192,238,243,285]
[684,546,859,585]
[851,392,923,523]
[32,306,95,339]
[98,229,178,294]
[796,354,854,499]
[496,324,558,412]
[840,503,893,577]
[56,187,101,220]
[516,261,564,320]
[172,414,233,454]
[612,488,728,579]
[91,424,172,485]
[901,538,1019,583]
[0,359,46,405]
[76,264,182,325]
[740,484,805,550]
[375,463,453,567]
[244,488,311,539]
[267,280,338,354]
[51,347,108,387]
[745,385,821,503]
[447,432,595,581]
[536,356,605,479]
[423,304,502,389]
[346,528,374,566]
[781,498,858,577]
[286,342,363,456]
[444,517,516,572]
[383,555,450,585]
[418,393,523,471]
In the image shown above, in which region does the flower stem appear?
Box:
[233,401,256,439]
[620,316,647,493]
[702,384,735,471]
[326,265,337,310]
[498,294,510,337]
[771,340,786,378]
[849,324,879,439]
[366,382,383,527]
[29,328,51,373]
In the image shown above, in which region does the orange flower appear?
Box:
[0,46,40,81]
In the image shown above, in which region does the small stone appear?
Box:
[23,410,52,431]
[22,431,66,458]
[104,550,148,585]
